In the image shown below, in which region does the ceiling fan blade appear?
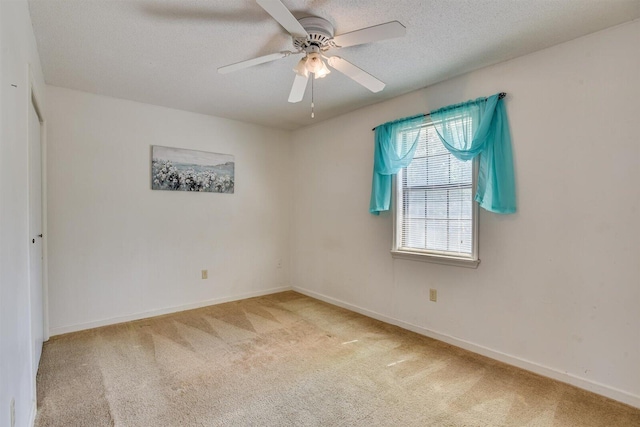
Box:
[288,73,309,103]
[333,21,406,48]
[218,51,289,74]
[327,57,385,93]
[256,0,308,38]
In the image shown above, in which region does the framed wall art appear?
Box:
[151,146,234,193]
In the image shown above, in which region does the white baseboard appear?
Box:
[292,286,640,409]
[49,286,292,337]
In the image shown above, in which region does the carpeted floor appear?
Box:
[36,291,639,426]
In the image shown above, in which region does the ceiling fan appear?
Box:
[218,0,406,104]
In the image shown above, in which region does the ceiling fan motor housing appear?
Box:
[293,17,335,51]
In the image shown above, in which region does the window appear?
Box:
[392,119,479,267]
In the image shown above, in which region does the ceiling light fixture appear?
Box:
[293,53,331,79]
[293,51,331,119]
[293,57,309,77]
[305,53,330,79]
[218,2,407,108]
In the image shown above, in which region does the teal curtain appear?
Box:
[369,114,426,214]
[369,93,516,215]
[431,94,516,214]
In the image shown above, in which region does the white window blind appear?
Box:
[395,120,477,262]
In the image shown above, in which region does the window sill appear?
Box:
[391,250,480,269]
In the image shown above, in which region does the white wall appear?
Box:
[46,86,292,335]
[291,20,640,407]
[0,1,47,426]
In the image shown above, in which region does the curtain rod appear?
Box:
[371,92,507,131]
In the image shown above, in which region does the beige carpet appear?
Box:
[36,291,639,426]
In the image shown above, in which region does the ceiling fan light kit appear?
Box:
[219,0,406,116]
[293,57,309,77]
[299,53,330,79]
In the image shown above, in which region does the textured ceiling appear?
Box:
[29,0,640,130]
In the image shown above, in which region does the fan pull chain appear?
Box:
[311,76,315,119]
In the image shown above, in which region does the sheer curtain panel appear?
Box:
[369,114,426,214]
[431,93,516,214]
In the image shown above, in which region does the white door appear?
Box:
[29,98,44,377]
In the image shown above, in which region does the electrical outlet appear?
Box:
[429,289,437,302]
[10,398,15,427]
[201,270,208,280]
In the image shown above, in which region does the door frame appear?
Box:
[27,65,48,345]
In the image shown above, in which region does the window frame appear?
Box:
[391,120,480,268]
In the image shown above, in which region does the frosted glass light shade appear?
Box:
[293,53,330,79]
[314,61,330,79]
[293,57,309,77]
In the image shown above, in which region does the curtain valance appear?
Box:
[369,93,516,215]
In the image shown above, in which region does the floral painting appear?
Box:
[151,146,234,193]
